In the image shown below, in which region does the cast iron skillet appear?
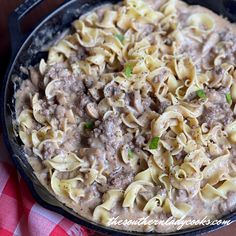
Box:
[2,0,236,235]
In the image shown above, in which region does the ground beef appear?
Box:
[85,185,102,201]
[230,145,236,163]
[212,31,236,64]
[157,100,171,114]
[83,76,95,88]
[62,137,80,152]
[139,190,155,201]
[174,150,187,161]
[70,79,85,93]
[123,133,133,144]
[91,116,123,154]
[199,89,234,127]
[41,141,57,159]
[104,82,122,98]
[55,105,66,120]
[29,66,42,88]
[15,79,37,115]
[40,103,57,121]
[135,135,146,148]
[69,46,87,64]
[175,189,188,201]
[108,167,134,189]
[218,192,236,214]
[142,97,155,111]
[178,39,202,65]
[46,63,69,79]
[136,23,155,38]
[139,185,163,201]
[185,91,197,102]
[75,92,92,117]
[202,33,219,56]
[152,69,169,83]
[79,147,107,166]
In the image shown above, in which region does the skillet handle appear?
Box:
[8,0,44,56]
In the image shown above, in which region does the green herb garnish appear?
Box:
[149,136,160,150]
[128,150,134,159]
[124,64,132,78]
[226,92,232,104]
[115,34,125,43]
[196,89,206,99]
[84,121,94,130]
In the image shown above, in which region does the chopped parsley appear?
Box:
[128,150,134,159]
[196,89,206,99]
[84,121,94,130]
[124,64,132,78]
[115,34,125,43]
[149,136,160,150]
[226,92,232,104]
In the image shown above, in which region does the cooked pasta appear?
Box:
[14,0,236,233]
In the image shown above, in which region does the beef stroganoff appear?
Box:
[15,0,236,232]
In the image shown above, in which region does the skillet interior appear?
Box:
[2,0,236,235]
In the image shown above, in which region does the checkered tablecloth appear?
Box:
[0,133,101,236]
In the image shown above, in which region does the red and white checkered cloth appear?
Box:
[0,133,103,236]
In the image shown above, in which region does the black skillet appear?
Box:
[1,0,236,235]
